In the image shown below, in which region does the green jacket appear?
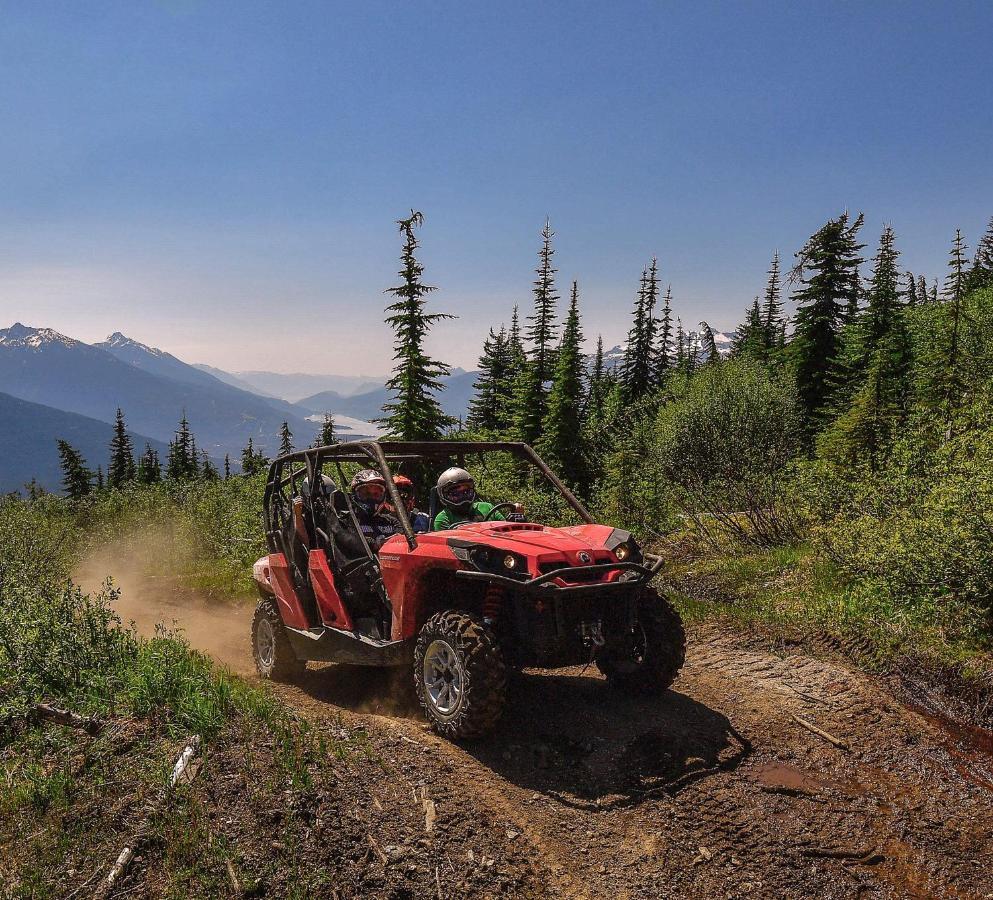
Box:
[433,501,506,531]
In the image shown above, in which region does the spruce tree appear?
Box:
[698,322,721,364]
[527,219,560,389]
[468,327,510,432]
[941,229,969,412]
[278,421,293,456]
[968,216,993,291]
[621,269,649,399]
[224,454,231,479]
[137,444,162,484]
[788,212,865,427]
[731,299,766,358]
[655,284,674,382]
[95,466,104,491]
[378,211,455,440]
[57,440,92,499]
[540,282,588,488]
[107,408,136,488]
[316,413,338,447]
[519,221,560,442]
[905,272,919,306]
[200,451,219,480]
[761,251,783,351]
[863,225,902,355]
[167,412,198,480]
[585,335,611,429]
[241,437,269,476]
[675,319,687,371]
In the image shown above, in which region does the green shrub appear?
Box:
[652,359,805,547]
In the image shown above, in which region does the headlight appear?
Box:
[503,554,518,570]
[614,543,631,561]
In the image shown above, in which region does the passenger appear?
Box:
[390,474,431,533]
[432,467,506,530]
[348,469,400,550]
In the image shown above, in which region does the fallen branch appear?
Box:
[790,714,849,751]
[32,702,101,735]
[93,735,202,899]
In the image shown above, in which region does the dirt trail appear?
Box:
[78,554,993,898]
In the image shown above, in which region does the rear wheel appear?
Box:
[597,590,685,694]
[252,599,305,681]
[414,611,506,739]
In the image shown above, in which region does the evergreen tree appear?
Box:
[788,212,865,426]
[731,298,766,358]
[106,407,136,488]
[621,259,660,399]
[654,284,674,381]
[761,251,783,350]
[468,327,512,432]
[24,478,43,501]
[698,322,721,364]
[918,274,930,305]
[941,229,969,412]
[540,282,588,488]
[95,466,104,491]
[905,272,919,306]
[200,451,219,480]
[167,412,198,480]
[57,440,92,499]
[278,421,293,456]
[526,219,560,389]
[968,216,993,292]
[378,211,455,440]
[137,444,162,484]
[316,413,338,447]
[519,221,560,442]
[863,225,903,356]
[675,319,687,371]
[585,335,611,429]
[241,437,269,476]
[224,454,231,479]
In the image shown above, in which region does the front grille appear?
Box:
[538,558,616,583]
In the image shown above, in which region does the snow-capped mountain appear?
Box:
[0,322,81,350]
[596,329,735,370]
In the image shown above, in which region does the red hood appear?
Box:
[424,521,623,558]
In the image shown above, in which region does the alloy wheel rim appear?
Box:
[423,639,466,719]
[257,618,275,668]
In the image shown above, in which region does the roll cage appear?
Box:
[262,440,595,559]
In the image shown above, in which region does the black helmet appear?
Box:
[436,467,475,514]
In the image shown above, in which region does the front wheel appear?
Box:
[414,611,506,739]
[252,599,305,682]
[597,590,686,694]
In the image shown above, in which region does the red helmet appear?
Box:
[393,474,415,511]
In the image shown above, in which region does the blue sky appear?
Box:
[1,1,991,374]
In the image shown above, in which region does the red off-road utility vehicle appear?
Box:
[251,441,685,739]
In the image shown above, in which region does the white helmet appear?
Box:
[436,467,475,513]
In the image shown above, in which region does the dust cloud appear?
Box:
[73,530,257,676]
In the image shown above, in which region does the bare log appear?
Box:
[33,702,101,735]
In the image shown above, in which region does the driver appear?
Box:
[349,469,401,550]
[432,467,507,530]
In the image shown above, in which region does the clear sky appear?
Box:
[1,1,991,375]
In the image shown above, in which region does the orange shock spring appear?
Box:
[482,583,505,625]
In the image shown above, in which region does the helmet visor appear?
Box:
[355,483,386,505]
[443,480,475,505]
